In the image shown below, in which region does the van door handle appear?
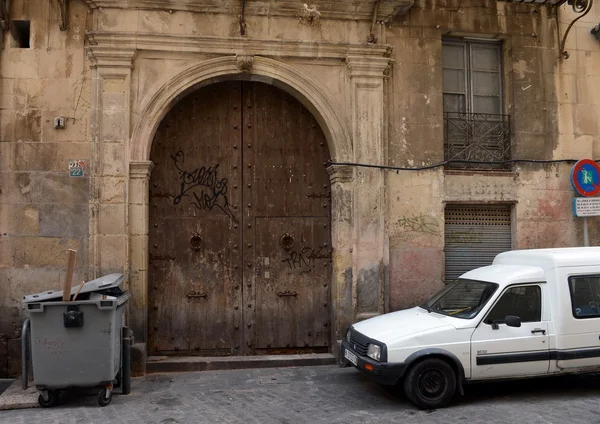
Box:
[531,328,546,335]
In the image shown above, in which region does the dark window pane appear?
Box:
[443,93,466,114]
[485,286,541,324]
[471,45,499,71]
[472,71,500,97]
[426,279,498,319]
[443,68,466,93]
[472,95,501,115]
[569,276,600,318]
[442,44,465,69]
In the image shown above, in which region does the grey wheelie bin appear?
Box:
[21,273,133,407]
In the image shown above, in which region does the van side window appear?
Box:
[484,286,541,324]
[568,275,600,319]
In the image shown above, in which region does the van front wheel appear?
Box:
[403,358,456,410]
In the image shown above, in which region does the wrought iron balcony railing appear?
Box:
[444,112,511,171]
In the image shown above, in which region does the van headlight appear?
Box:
[345,329,351,343]
[367,344,381,361]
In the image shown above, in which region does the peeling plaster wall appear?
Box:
[388,169,444,310]
[94,7,374,44]
[0,0,92,375]
[385,0,579,311]
[552,4,600,245]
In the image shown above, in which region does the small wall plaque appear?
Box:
[68,160,85,177]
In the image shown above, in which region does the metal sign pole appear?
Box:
[584,216,589,247]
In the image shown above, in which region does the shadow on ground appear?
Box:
[0,381,13,396]
[460,373,600,404]
[365,371,600,408]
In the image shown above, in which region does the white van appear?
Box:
[341,247,600,409]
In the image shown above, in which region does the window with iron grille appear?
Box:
[442,40,510,170]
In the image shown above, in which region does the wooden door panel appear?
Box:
[243,82,330,218]
[243,82,332,352]
[149,81,243,355]
[254,217,331,349]
[149,263,190,352]
[148,216,237,354]
[159,217,235,351]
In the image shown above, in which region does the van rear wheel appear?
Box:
[403,358,456,410]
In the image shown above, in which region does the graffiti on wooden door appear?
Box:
[171,150,234,218]
[281,245,331,273]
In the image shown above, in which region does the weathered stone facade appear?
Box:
[0,0,598,376]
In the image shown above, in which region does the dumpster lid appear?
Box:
[22,273,125,303]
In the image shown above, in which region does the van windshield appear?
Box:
[421,279,498,319]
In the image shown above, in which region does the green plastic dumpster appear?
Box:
[21,273,132,407]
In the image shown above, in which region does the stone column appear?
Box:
[327,164,354,344]
[129,161,154,343]
[346,51,390,322]
[87,48,136,280]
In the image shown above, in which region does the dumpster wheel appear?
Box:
[98,387,112,407]
[38,391,56,408]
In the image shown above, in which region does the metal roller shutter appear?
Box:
[444,204,512,283]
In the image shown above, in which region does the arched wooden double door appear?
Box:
[148,81,332,356]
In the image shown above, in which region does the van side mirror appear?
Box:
[504,315,521,328]
[491,315,521,329]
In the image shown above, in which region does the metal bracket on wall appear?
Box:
[0,0,9,31]
[558,0,594,59]
[58,0,68,31]
[367,0,381,43]
[239,0,246,36]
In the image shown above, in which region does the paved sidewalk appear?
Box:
[1,365,599,424]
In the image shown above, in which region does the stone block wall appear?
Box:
[0,0,92,375]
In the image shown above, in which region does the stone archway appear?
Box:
[127,56,356,355]
[85,31,393,371]
[130,56,352,163]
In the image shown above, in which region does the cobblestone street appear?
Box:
[1,365,600,424]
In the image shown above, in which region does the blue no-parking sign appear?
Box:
[570,159,600,197]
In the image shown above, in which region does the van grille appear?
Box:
[349,330,369,356]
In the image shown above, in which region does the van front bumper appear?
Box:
[340,339,407,386]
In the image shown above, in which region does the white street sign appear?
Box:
[573,197,600,217]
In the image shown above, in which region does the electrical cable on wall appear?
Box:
[327,158,598,172]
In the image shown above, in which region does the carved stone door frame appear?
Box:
[87,37,392,359]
